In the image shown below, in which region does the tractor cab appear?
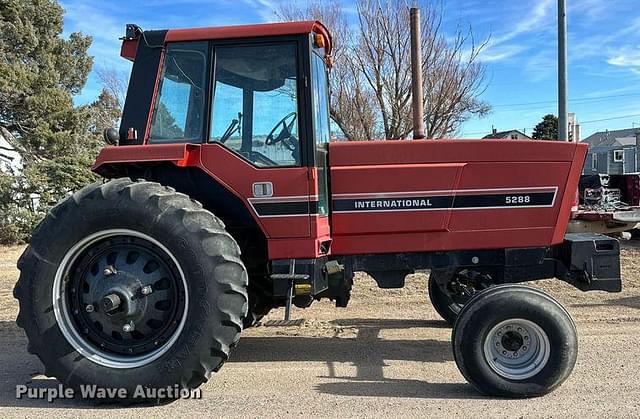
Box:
[100,22,334,260]
[145,29,330,169]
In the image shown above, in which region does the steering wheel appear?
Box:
[265,112,298,151]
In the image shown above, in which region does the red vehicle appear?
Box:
[15,21,621,401]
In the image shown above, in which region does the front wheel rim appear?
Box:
[483,318,550,380]
[52,229,189,369]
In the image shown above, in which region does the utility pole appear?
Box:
[558,0,568,141]
[410,7,425,139]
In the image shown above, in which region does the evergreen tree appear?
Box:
[532,114,559,140]
[0,0,99,243]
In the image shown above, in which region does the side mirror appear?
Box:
[103,128,120,145]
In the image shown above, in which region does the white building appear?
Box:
[568,113,581,142]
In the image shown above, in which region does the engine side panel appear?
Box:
[329,140,586,255]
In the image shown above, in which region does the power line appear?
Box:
[491,92,640,108]
[461,114,640,137]
[580,114,640,125]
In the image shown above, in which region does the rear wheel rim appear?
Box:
[483,318,550,380]
[52,229,189,369]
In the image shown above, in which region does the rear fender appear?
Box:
[92,143,197,177]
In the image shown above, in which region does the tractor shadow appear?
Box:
[0,321,165,409]
[231,317,481,399]
[571,295,640,310]
[0,320,69,409]
[0,317,481,407]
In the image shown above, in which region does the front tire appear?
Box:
[452,285,577,397]
[14,179,248,401]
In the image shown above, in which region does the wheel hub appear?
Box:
[501,330,524,352]
[91,268,147,320]
[492,326,529,359]
[101,293,122,314]
[53,230,188,368]
[483,318,550,380]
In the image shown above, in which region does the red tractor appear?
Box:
[15,21,621,400]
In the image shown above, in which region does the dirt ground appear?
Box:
[1,243,639,418]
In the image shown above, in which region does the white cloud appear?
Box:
[480,44,527,63]
[607,47,640,71]
[477,0,554,63]
[241,0,278,22]
[489,0,554,45]
[569,0,610,22]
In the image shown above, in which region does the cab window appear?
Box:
[311,51,330,216]
[210,43,301,167]
[149,42,208,142]
[312,52,330,146]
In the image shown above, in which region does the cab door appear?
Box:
[200,39,312,239]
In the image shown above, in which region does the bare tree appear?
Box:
[95,66,129,109]
[424,22,490,138]
[277,1,379,140]
[277,0,490,140]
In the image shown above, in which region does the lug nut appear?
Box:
[123,321,135,333]
[85,304,95,313]
[141,285,153,296]
[104,265,117,276]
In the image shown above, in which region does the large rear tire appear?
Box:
[452,285,577,397]
[14,178,248,402]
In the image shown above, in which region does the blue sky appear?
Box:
[60,0,640,139]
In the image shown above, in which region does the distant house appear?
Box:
[482,128,532,140]
[582,128,640,175]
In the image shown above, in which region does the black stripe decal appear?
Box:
[332,192,555,213]
[252,201,319,216]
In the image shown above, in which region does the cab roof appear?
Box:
[165,20,332,55]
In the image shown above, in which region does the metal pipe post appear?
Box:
[410,7,426,140]
[558,0,568,141]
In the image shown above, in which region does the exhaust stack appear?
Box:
[410,7,425,140]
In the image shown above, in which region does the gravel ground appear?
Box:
[1,243,639,418]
